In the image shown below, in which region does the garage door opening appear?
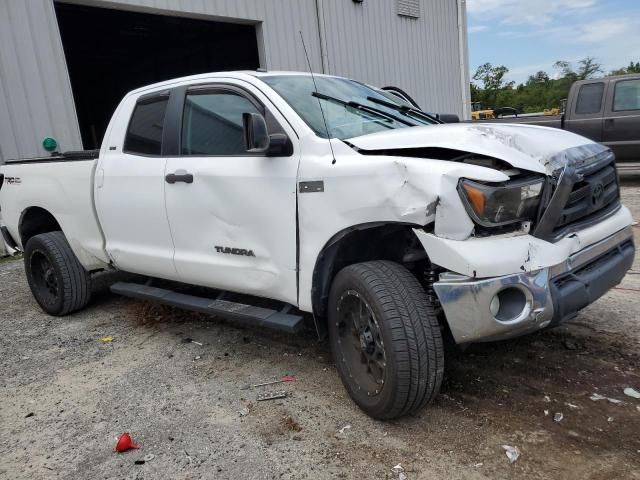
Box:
[55,2,261,149]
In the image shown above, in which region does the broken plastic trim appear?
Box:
[1,226,19,251]
[533,147,619,241]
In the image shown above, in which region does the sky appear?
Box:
[466,0,640,85]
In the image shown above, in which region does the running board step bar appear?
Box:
[110,282,304,334]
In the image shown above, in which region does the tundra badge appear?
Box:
[215,246,256,257]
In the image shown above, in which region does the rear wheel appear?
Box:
[328,261,444,420]
[24,231,92,316]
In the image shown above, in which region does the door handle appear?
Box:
[165,171,194,184]
[604,118,615,129]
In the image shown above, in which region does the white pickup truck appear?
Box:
[0,71,635,419]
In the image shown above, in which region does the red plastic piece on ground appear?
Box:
[281,375,297,384]
[115,432,139,452]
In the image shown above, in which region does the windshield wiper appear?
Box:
[311,91,413,127]
[365,96,440,124]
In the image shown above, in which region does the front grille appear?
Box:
[551,153,620,238]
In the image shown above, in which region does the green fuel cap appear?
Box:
[42,137,58,152]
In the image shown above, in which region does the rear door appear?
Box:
[95,91,178,279]
[565,81,605,141]
[602,76,640,162]
[162,82,300,305]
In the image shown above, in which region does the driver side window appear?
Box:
[181,90,261,156]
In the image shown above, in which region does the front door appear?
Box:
[163,83,300,305]
[602,77,640,162]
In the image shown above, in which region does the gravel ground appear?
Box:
[1,181,639,480]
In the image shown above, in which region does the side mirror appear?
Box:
[242,112,293,157]
[436,113,460,123]
[243,112,269,153]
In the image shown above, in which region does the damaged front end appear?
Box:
[418,144,633,343]
[344,125,634,343]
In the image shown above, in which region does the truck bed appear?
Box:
[0,152,109,269]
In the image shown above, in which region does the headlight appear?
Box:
[458,176,544,227]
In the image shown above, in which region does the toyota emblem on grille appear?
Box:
[591,183,604,205]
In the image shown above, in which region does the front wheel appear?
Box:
[328,261,444,420]
[24,231,92,316]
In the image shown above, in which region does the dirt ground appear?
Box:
[1,181,639,480]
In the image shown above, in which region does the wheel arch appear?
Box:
[19,206,63,247]
[310,221,431,320]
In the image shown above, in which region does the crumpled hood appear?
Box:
[347,122,606,174]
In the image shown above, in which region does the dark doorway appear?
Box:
[55,2,260,149]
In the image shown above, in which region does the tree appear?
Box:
[553,60,576,80]
[472,63,514,108]
[610,61,640,76]
[554,57,603,81]
[527,71,550,85]
[576,57,603,79]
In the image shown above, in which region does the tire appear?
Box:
[328,261,444,420]
[24,231,92,316]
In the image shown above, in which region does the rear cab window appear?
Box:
[613,78,640,111]
[123,93,169,155]
[575,82,604,115]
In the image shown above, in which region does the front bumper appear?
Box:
[434,226,635,343]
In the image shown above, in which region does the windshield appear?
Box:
[261,75,437,140]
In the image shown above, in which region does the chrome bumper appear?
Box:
[434,226,635,344]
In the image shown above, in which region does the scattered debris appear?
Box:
[134,454,155,465]
[239,407,250,417]
[100,336,113,342]
[544,410,549,416]
[391,464,404,474]
[563,339,579,350]
[182,338,203,346]
[253,380,282,388]
[607,417,614,422]
[590,393,623,405]
[115,433,139,453]
[338,424,352,434]
[24,412,34,418]
[474,463,483,467]
[502,445,520,464]
[623,387,640,399]
[554,412,564,423]
[544,395,551,403]
[257,390,287,402]
[252,376,297,388]
[282,416,302,432]
[194,355,201,360]
[399,473,407,480]
[565,402,580,410]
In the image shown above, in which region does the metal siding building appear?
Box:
[0,0,470,161]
